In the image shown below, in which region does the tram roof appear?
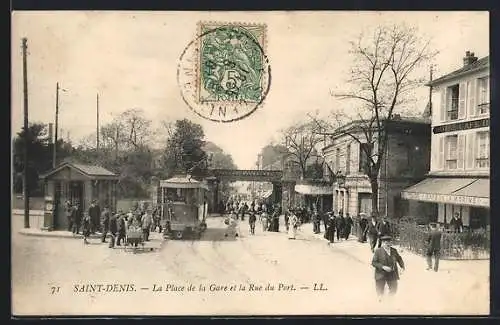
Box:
[159,175,209,189]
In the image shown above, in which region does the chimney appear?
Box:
[48,123,54,143]
[463,51,478,66]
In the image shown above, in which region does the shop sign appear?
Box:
[401,191,489,207]
[433,118,489,134]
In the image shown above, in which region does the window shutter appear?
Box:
[457,134,465,169]
[458,82,466,119]
[440,87,446,122]
[466,133,475,170]
[469,79,477,118]
[438,136,444,170]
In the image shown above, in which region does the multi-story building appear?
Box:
[322,116,431,218]
[401,51,489,229]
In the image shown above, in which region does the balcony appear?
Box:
[447,98,459,121]
[476,157,489,168]
[478,103,490,115]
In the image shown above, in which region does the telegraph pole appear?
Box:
[429,65,434,116]
[22,38,30,228]
[96,93,99,152]
[53,82,59,168]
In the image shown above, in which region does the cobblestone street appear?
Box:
[11,214,489,315]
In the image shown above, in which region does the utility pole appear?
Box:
[22,38,30,228]
[96,93,100,152]
[429,65,434,116]
[53,82,59,168]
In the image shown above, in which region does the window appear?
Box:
[477,77,490,115]
[359,143,370,173]
[447,84,459,120]
[346,144,351,174]
[476,131,489,168]
[445,135,458,170]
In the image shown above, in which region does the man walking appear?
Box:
[365,215,379,252]
[141,208,153,241]
[88,200,101,234]
[101,206,110,243]
[72,202,82,235]
[344,213,353,240]
[116,212,127,246]
[336,213,345,241]
[108,211,118,248]
[377,216,392,248]
[65,200,73,232]
[425,222,442,272]
[249,211,256,235]
[371,235,405,300]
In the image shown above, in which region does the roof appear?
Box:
[39,162,118,179]
[159,175,209,189]
[427,56,489,86]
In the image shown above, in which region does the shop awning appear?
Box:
[401,178,489,207]
[295,184,333,195]
[260,190,273,199]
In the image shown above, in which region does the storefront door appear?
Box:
[358,193,372,216]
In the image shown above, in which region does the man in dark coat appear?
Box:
[325,213,336,245]
[248,211,257,235]
[344,213,353,240]
[65,200,73,232]
[88,200,101,234]
[377,216,392,248]
[108,211,118,248]
[425,223,442,272]
[336,213,345,241]
[449,213,463,233]
[116,212,127,246]
[71,203,82,235]
[100,206,111,243]
[359,215,368,243]
[365,215,379,252]
[371,235,405,298]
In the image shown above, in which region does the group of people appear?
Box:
[65,200,163,247]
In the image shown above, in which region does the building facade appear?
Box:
[402,52,490,229]
[323,118,431,218]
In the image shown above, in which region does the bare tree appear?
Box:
[280,121,324,179]
[314,24,436,216]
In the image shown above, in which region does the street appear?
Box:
[12,214,489,316]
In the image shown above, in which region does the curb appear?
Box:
[18,230,110,240]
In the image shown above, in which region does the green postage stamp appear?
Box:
[177,22,271,123]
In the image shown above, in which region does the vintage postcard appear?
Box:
[11,11,490,316]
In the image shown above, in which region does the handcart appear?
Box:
[124,228,145,253]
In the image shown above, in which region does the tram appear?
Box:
[159,175,208,240]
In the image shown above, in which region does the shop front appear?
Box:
[294,181,333,213]
[401,177,489,230]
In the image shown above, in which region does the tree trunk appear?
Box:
[370,176,379,217]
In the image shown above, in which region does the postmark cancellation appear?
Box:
[177,22,271,123]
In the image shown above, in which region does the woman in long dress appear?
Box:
[288,213,298,239]
[261,211,268,232]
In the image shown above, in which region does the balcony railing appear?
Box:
[476,157,489,168]
[478,102,490,115]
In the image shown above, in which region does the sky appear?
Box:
[11,11,489,169]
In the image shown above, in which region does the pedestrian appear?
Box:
[325,213,336,245]
[249,211,256,235]
[101,206,110,243]
[359,215,368,243]
[425,222,442,272]
[141,208,153,241]
[449,213,463,233]
[336,213,345,241]
[288,212,299,240]
[88,200,101,234]
[366,215,379,252]
[65,200,73,232]
[284,209,290,232]
[82,213,91,245]
[116,212,127,246]
[225,213,239,238]
[322,211,329,233]
[312,209,321,234]
[261,211,268,232]
[344,213,353,240]
[371,235,405,300]
[72,203,82,235]
[108,211,118,248]
[377,216,392,248]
